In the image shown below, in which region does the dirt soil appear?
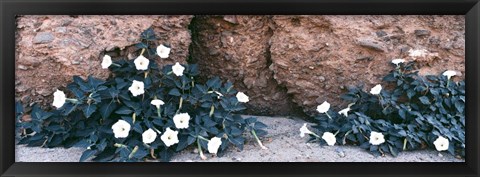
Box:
[16,116,464,162]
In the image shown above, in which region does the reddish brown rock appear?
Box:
[269,15,465,115]
[15,15,193,107]
[190,15,299,116]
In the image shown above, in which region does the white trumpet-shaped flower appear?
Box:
[173,113,191,129]
[142,128,157,144]
[391,59,405,66]
[369,131,385,145]
[111,120,131,138]
[370,84,382,95]
[338,107,351,117]
[172,62,185,77]
[207,137,222,154]
[52,89,67,109]
[316,101,330,113]
[156,44,171,59]
[433,136,449,151]
[134,55,150,71]
[322,132,336,146]
[150,99,165,109]
[128,80,145,97]
[101,55,113,69]
[299,123,314,138]
[442,70,457,80]
[161,127,179,147]
[236,92,249,103]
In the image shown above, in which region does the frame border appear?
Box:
[1,0,479,177]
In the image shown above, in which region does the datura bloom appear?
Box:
[134,55,150,71]
[156,44,171,59]
[391,59,405,66]
[150,99,165,109]
[236,92,249,103]
[171,62,185,77]
[369,131,385,145]
[316,101,330,113]
[161,127,179,147]
[52,89,67,109]
[433,136,449,151]
[299,123,314,138]
[442,70,457,80]
[370,84,382,95]
[128,80,145,97]
[101,55,113,69]
[322,132,336,146]
[142,128,157,144]
[207,137,222,154]
[173,113,191,129]
[338,107,351,117]
[111,120,131,138]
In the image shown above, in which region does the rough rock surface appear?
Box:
[191,16,300,116]
[15,15,465,116]
[269,15,465,115]
[15,15,192,107]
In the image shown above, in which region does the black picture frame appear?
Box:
[1,0,479,176]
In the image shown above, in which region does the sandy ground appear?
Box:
[16,116,464,162]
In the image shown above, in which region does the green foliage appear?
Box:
[17,28,268,162]
[308,61,465,158]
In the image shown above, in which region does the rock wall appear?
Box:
[15,15,465,116]
[15,15,193,106]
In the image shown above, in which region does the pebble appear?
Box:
[232,157,242,161]
[376,30,388,37]
[414,29,431,36]
[18,65,28,70]
[357,38,385,52]
[438,153,443,157]
[33,32,55,44]
[71,60,80,65]
[335,147,346,158]
[318,76,326,82]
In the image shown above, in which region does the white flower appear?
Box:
[236,92,249,103]
[207,137,222,154]
[173,113,191,129]
[128,80,145,97]
[156,44,171,59]
[214,91,223,99]
[142,128,157,144]
[370,84,382,95]
[161,127,179,147]
[408,49,428,59]
[151,99,165,109]
[316,101,330,113]
[172,62,185,77]
[338,107,350,117]
[433,136,449,151]
[442,70,457,80]
[299,123,313,138]
[52,89,66,109]
[133,55,150,71]
[101,55,113,69]
[369,131,385,145]
[391,59,405,66]
[111,120,131,138]
[322,132,336,146]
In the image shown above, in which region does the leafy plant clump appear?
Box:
[16,28,268,162]
[301,58,465,158]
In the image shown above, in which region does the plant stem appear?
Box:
[251,130,268,150]
[157,108,162,119]
[140,48,146,56]
[403,138,407,151]
[197,138,207,160]
[178,97,183,111]
[128,146,139,159]
[209,105,215,117]
[325,112,333,120]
